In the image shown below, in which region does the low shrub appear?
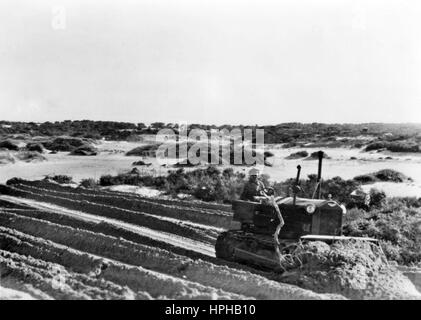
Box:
[365,142,386,151]
[385,197,421,209]
[47,175,73,184]
[26,142,44,153]
[264,151,274,158]
[282,142,298,148]
[126,144,160,156]
[99,175,117,186]
[353,174,377,184]
[343,199,421,265]
[97,166,246,202]
[79,178,98,188]
[70,144,97,156]
[14,151,46,162]
[387,141,419,152]
[0,152,15,164]
[365,140,420,153]
[353,142,363,148]
[374,169,410,182]
[42,137,86,152]
[0,140,19,151]
[354,169,411,184]
[308,151,329,159]
[132,160,151,166]
[285,150,308,159]
[369,188,386,208]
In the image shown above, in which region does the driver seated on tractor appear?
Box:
[240,168,269,202]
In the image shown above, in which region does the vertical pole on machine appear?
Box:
[317,151,324,199]
[271,196,285,271]
[293,165,301,205]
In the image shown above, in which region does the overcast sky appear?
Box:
[0,0,420,125]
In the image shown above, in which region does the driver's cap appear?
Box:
[249,168,259,176]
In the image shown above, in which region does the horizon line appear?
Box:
[1,119,421,127]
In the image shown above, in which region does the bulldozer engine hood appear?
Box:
[275,197,341,209]
[231,197,345,239]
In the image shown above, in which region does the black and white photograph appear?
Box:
[0,0,420,303]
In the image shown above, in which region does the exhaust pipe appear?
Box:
[316,150,324,199]
[293,165,301,205]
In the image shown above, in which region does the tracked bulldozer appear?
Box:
[215,151,379,271]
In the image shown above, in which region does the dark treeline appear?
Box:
[1,120,421,144]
